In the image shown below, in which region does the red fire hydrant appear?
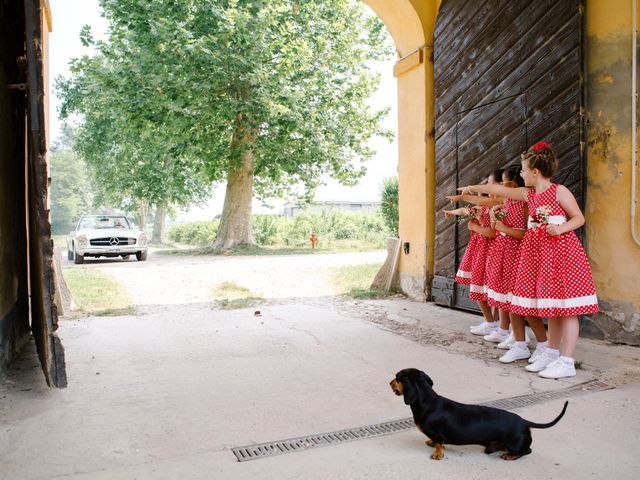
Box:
[310,232,318,249]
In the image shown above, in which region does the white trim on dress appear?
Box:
[509,294,598,309]
[456,269,472,279]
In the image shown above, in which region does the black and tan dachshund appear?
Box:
[390,368,568,460]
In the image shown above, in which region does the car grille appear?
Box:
[89,237,136,246]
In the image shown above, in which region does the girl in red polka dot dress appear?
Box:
[449,168,549,360]
[459,142,599,379]
[444,172,500,335]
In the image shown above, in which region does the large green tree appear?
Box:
[49,126,94,234]
[58,0,393,248]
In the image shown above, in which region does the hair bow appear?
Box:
[533,141,549,152]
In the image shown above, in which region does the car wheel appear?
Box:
[121,254,130,260]
[67,248,74,261]
[136,251,147,261]
[73,245,84,265]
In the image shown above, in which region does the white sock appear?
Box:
[514,341,527,349]
[560,356,575,366]
[498,328,510,336]
[537,341,548,349]
[546,348,560,359]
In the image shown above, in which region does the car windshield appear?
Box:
[79,216,130,229]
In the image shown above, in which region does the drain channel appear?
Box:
[231,378,613,462]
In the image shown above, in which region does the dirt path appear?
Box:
[61,249,386,307]
[58,248,640,387]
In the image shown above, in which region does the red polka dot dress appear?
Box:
[509,184,599,317]
[486,199,527,310]
[455,206,493,301]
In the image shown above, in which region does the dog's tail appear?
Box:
[525,401,568,429]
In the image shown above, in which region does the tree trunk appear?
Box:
[213,147,256,248]
[138,201,147,231]
[152,205,166,244]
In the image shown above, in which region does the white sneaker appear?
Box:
[528,344,546,364]
[497,333,515,350]
[470,322,498,336]
[470,321,487,331]
[525,352,557,372]
[499,345,531,363]
[484,330,510,343]
[538,359,576,379]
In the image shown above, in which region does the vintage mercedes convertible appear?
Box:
[66,215,148,264]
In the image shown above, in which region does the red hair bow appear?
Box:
[533,141,549,152]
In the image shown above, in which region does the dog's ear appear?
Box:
[401,378,418,405]
[420,371,434,387]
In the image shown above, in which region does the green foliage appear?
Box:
[380,176,399,237]
[167,220,220,245]
[252,214,284,246]
[56,0,394,243]
[168,210,391,249]
[50,127,94,234]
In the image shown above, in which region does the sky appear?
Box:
[47,0,399,220]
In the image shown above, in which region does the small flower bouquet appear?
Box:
[535,205,551,225]
[492,205,507,221]
[534,205,560,240]
[456,206,480,224]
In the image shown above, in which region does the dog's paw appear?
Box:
[501,453,519,461]
[425,439,435,448]
[430,444,445,460]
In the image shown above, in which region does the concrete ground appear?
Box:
[1,251,639,479]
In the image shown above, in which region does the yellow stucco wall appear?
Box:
[584,0,640,340]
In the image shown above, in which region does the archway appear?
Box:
[365,0,439,299]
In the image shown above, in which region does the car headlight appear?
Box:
[77,234,88,247]
[139,234,147,246]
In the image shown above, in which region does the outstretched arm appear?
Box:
[443,207,471,219]
[458,184,529,202]
[446,194,503,207]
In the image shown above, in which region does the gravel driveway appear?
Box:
[62,249,386,306]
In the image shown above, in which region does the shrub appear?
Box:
[380,176,399,237]
[169,210,388,249]
[167,220,219,245]
[252,214,285,245]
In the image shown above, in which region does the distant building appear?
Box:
[282,200,381,217]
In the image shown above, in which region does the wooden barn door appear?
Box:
[25,0,67,387]
[431,0,585,310]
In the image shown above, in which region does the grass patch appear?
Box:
[574,360,583,370]
[62,268,134,316]
[329,262,389,298]
[348,288,389,299]
[212,281,264,310]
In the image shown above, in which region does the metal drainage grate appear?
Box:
[231,378,613,462]
[481,379,613,410]
[232,418,416,462]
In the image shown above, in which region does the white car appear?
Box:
[67,215,148,264]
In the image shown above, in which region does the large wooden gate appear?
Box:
[431,0,585,310]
